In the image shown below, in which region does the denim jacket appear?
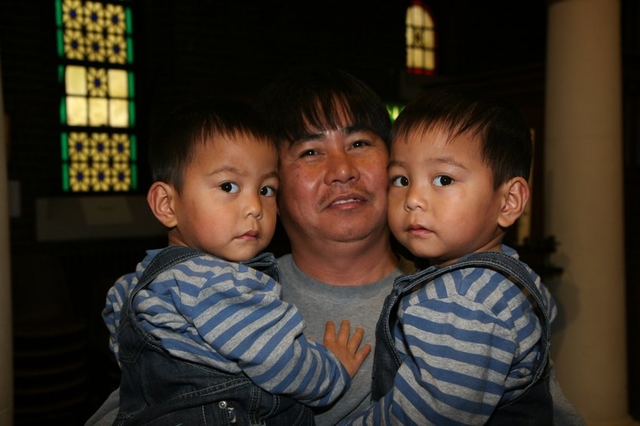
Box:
[114,246,314,426]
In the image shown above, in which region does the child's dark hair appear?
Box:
[148,98,274,192]
[392,86,533,188]
[255,66,392,149]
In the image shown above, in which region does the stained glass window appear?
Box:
[387,104,405,122]
[406,1,436,76]
[55,0,137,192]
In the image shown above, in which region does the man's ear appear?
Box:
[498,177,530,228]
[147,182,178,228]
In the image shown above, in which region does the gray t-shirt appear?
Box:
[277,254,415,426]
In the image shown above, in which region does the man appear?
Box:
[85,66,415,426]
[255,66,415,426]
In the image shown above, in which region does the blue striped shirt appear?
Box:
[342,247,557,425]
[103,249,350,407]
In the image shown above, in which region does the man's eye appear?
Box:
[261,186,277,197]
[391,176,409,187]
[220,182,240,193]
[433,175,453,187]
[299,149,317,157]
[352,140,368,148]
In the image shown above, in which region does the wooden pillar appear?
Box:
[545,1,633,424]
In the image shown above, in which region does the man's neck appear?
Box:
[289,234,399,286]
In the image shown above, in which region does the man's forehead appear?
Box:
[290,124,371,144]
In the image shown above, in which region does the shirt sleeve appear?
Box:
[102,272,136,365]
[140,258,351,407]
[341,268,544,425]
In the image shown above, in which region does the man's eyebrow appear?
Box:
[289,125,373,146]
[343,124,369,134]
[295,132,325,143]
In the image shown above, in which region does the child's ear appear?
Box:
[147,181,178,228]
[498,177,530,228]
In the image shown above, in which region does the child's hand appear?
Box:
[322,319,371,378]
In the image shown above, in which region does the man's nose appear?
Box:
[325,151,359,184]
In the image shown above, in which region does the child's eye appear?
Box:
[433,175,453,187]
[260,186,277,197]
[391,176,409,187]
[220,182,240,193]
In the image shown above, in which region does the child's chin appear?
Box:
[406,246,436,260]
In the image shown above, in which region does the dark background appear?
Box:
[1,1,638,424]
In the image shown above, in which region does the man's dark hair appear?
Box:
[148,98,273,192]
[392,85,533,188]
[255,66,392,149]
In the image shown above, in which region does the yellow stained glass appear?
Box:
[108,69,127,97]
[408,48,418,69]
[106,33,127,64]
[66,66,87,95]
[84,1,105,33]
[407,4,433,27]
[86,32,106,62]
[424,52,435,69]
[408,48,435,70]
[111,134,130,162]
[112,162,131,191]
[89,162,111,191]
[421,29,434,46]
[58,0,136,192]
[89,133,109,162]
[89,97,108,126]
[67,97,88,126]
[406,2,436,74]
[110,99,129,127]
[65,132,132,191]
[68,132,89,161]
[87,67,108,97]
[69,161,91,191]
[62,0,83,30]
[105,4,126,34]
[64,29,85,60]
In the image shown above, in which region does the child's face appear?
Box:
[170,134,279,262]
[388,127,507,266]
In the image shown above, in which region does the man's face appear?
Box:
[277,120,390,246]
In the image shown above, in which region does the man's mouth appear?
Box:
[331,197,362,206]
[326,190,369,208]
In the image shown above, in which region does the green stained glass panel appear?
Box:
[62,163,70,191]
[128,72,134,97]
[58,0,136,192]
